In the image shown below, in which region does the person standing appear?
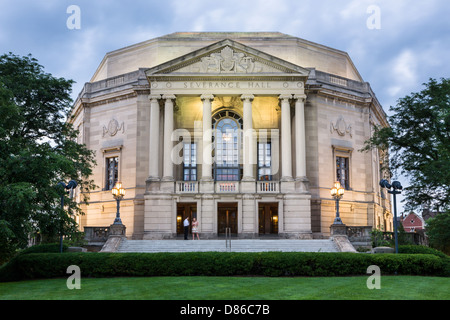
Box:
[183,216,190,240]
[192,217,200,240]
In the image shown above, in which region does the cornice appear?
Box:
[148,74,307,82]
[70,85,150,121]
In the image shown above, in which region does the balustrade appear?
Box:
[176,181,198,193]
[174,181,281,194]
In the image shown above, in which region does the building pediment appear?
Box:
[146,39,310,82]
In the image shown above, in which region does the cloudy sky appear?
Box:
[1,0,449,105]
[1,0,449,212]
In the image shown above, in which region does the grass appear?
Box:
[1,276,449,300]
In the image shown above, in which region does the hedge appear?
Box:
[398,245,448,258]
[1,251,448,282]
[18,243,69,255]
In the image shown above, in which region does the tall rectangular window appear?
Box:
[258,142,272,181]
[336,156,349,190]
[183,143,197,181]
[105,156,119,190]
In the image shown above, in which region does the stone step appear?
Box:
[116,239,339,253]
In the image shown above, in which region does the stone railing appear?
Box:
[216,182,239,193]
[329,75,348,87]
[346,226,372,243]
[176,181,198,193]
[331,225,372,251]
[175,180,281,194]
[84,226,110,243]
[257,181,279,193]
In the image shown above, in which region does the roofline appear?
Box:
[89,32,364,83]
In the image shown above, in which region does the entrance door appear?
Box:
[258,203,278,235]
[217,202,238,235]
[176,203,197,235]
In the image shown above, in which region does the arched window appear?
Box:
[213,111,242,181]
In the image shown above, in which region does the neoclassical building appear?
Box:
[72,32,392,240]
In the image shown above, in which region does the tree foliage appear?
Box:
[425,211,450,255]
[363,78,450,212]
[0,53,96,262]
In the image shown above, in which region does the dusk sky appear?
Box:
[1,0,449,213]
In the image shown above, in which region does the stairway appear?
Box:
[116,239,339,253]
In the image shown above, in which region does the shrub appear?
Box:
[371,229,392,247]
[0,243,69,267]
[19,243,68,255]
[399,245,448,258]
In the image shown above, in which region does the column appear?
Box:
[148,94,161,181]
[279,94,293,181]
[200,94,214,181]
[241,94,255,181]
[162,94,176,181]
[294,94,307,179]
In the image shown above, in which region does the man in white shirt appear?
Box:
[183,216,190,240]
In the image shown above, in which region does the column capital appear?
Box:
[294,94,307,102]
[200,94,215,101]
[278,94,292,102]
[149,94,161,101]
[241,94,255,102]
[162,94,176,100]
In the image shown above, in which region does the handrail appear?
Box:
[225,227,231,251]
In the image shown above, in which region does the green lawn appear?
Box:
[1,276,449,300]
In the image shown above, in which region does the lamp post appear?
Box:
[380,179,402,254]
[330,181,345,225]
[111,181,126,225]
[57,180,77,253]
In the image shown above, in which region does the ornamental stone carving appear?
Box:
[330,116,352,138]
[200,46,262,74]
[103,118,125,137]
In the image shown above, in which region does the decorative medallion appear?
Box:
[220,46,235,71]
[330,116,352,138]
[103,119,125,137]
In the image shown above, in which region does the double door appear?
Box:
[258,203,279,235]
[217,202,238,235]
[176,203,197,235]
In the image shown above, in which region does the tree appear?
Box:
[0,53,96,262]
[362,78,450,213]
[425,211,450,255]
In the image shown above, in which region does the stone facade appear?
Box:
[71,32,392,240]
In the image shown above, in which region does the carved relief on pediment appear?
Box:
[182,46,267,74]
[200,46,262,73]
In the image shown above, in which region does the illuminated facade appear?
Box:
[72,32,392,239]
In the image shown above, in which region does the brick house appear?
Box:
[401,212,425,233]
